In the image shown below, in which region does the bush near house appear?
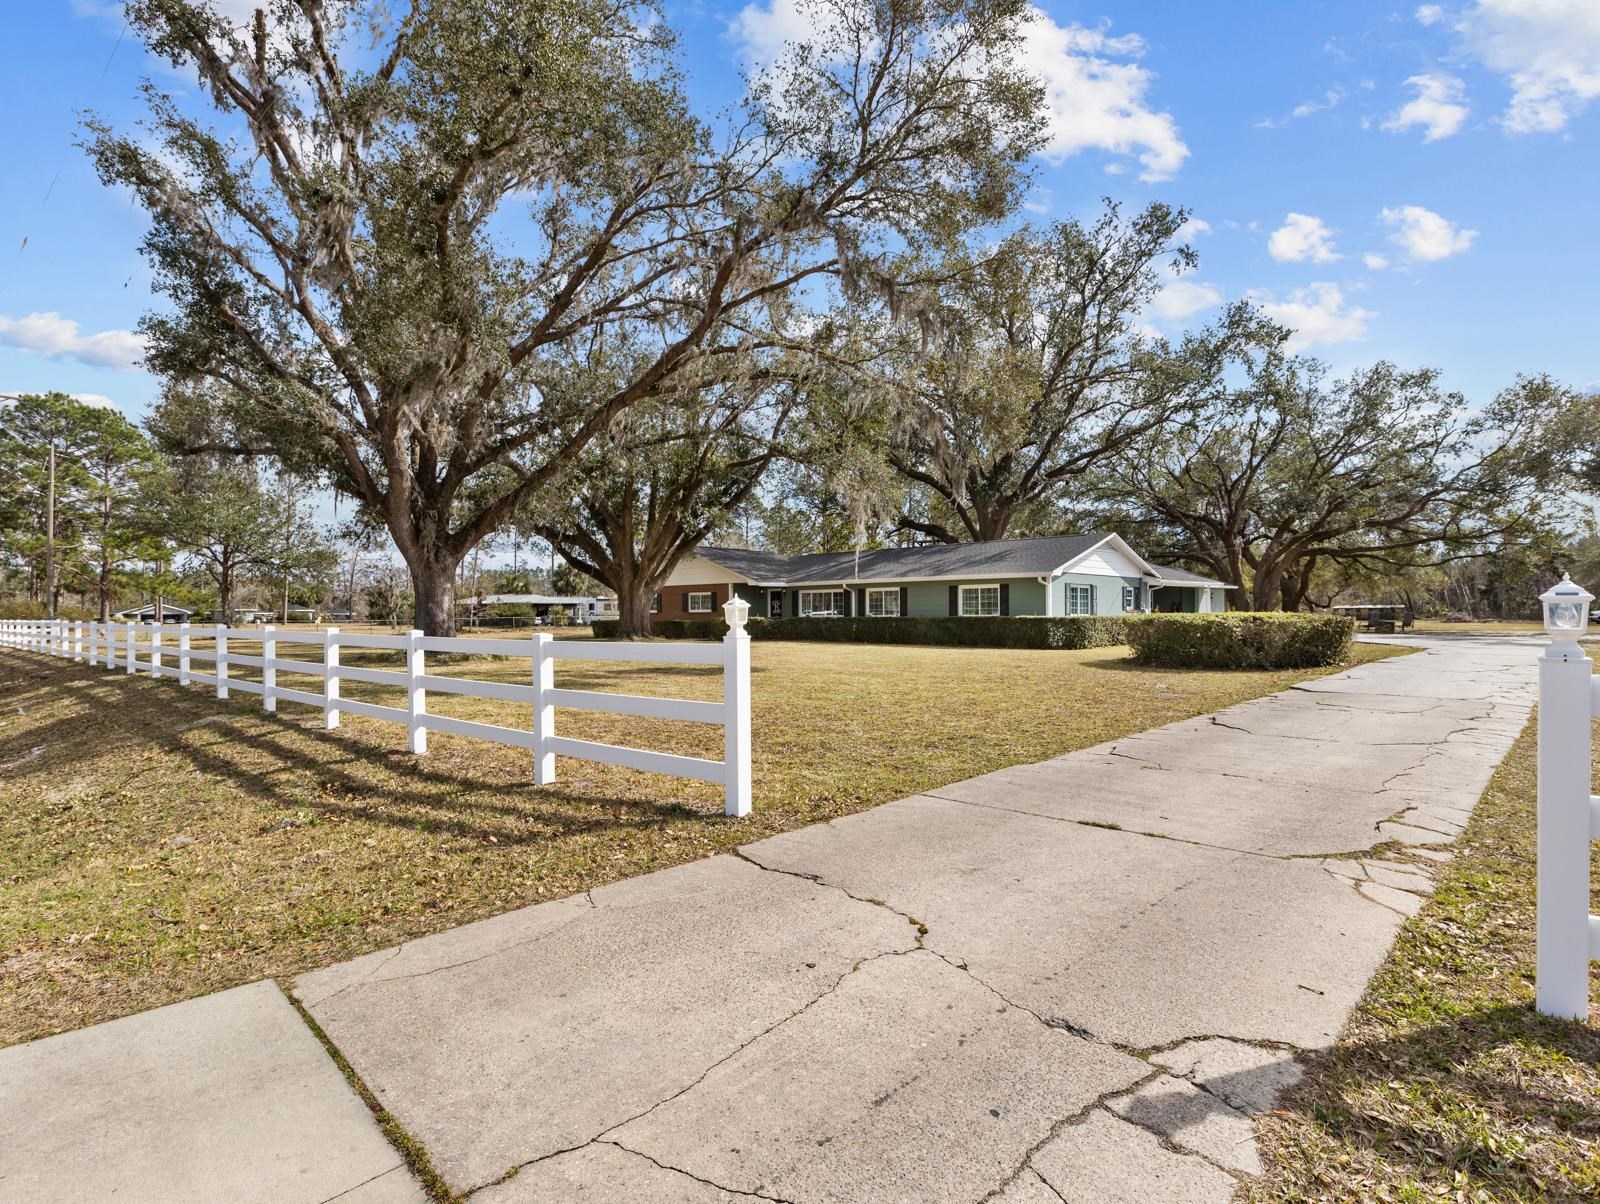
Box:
[593,614,1132,649]
[1125,612,1354,669]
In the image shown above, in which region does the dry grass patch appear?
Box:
[1,637,1406,1046]
[1250,715,1600,1203]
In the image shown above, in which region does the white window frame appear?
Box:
[1066,584,1095,615]
[959,583,1001,617]
[865,587,901,617]
[799,589,847,617]
[1121,585,1136,612]
[686,591,714,614]
[649,593,660,614]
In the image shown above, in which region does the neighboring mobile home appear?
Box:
[652,534,1233,621]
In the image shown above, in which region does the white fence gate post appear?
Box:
[150,624,163,678]
[262,625,277,713]
[125,623,137,675]
[533,632,555,784]
[178,622,191,685]
[722,598,752,817]
[406,629,427,754]
[1536,575,1597,1019]
[215,624,230,699]
[323,627,341,730]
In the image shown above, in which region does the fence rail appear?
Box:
[1,605,754,816]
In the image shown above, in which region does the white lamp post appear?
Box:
[1541,573,1592,649]
[722,596,752,817]
[1535,572,1597,1019]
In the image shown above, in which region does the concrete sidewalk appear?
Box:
[0,636,1539,1202]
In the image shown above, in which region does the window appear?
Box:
[687,591,713,614]
[866,587,901,617]
[959,584,1000,617]
[1121,585,1136,612]
[1066,584,1094,615]
[649,594,661,614]
[799,590,847,617]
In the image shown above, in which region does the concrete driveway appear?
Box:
[0,635,1539,1202]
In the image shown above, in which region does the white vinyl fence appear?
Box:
[0,600,754,817]
[1534,578,1600,1018]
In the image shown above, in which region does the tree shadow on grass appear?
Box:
[1257,1002,1600,1195]
[0,651,715,848]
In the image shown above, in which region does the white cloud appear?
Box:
[1148,279,1222,322]
[1292,87,1346,118]
[1176,216,1212,241]
[0,391,121,410]
[1016,10,1189,181]
[729,0,813,67]
[1267,213,1341,263]
[1363,251,1391,269]
[727,5,1188,179]
[1255,283,1374,352]
[1458,0,1600,133]
[1416,4,1445,26]
[0,312,145,371]
[1382,72,1470,140]
[1380,204,1478,260]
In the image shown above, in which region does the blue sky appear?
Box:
[1,0,1596,426]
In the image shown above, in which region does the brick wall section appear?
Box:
[653,583,735,622]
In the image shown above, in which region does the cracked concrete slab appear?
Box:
[929,758,1404,856]
[0,981,424,1204]
[608,951,1146,1202]
[295,854,918,1194]
[743,795,1402,1049]
[1028,1110,1236,1203]
[1149,1038,1304,1116]
[476,1142,766,1202]
[1107,1075,1261,1174]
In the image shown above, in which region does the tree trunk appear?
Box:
[410,557,458,636]
[614,580,656,639]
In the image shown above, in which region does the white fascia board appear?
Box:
[1049,534,1160,580]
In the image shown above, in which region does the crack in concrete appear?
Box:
[977,1068,1166,1202]
[596,1139,798,1203]
[316,1163,409,1204]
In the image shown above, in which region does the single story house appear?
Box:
[653,533,1234,622]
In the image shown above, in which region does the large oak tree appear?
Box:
[89,0,1043,633]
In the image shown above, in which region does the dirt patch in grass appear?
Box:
[0,637,1406,1047]
[1249,715,1600,1203]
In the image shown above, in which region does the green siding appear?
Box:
[1052,571,1143,616]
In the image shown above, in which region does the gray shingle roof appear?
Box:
[701,534,1110,584]
[1148,564,1234,588]
[697,536,1234,588]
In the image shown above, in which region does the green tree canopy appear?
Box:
[88,0,1044,633]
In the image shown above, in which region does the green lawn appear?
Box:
[0,637,1406,1047]
[1250,714,1600,1202]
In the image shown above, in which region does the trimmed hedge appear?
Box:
[594,614,1130,649]
[1124,612,1354,669]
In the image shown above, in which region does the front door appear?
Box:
[768,591,783,619]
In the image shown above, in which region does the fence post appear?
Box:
[406,629,427,754]
[722,598,752,817]
[533,632,555,784]
[150,624,163,678]
[323,627,341,730]
[125,623,137,675]
[178,622,191,685]
[262,625,277,713]
[74,621,84,662]
[215,624,230,699]
[1536,575,1595,1019]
